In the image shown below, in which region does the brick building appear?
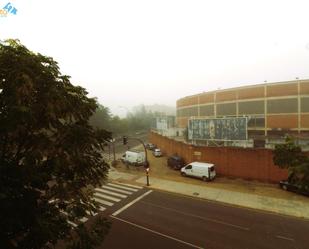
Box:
[176,80,309,148]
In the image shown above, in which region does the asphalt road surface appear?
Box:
[100,189,309,249]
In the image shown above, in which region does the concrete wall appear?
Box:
[149,132,289,183]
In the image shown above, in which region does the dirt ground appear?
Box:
[113,148,309,202]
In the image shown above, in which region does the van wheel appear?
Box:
[181,172,186,177]
[202,176,208,182]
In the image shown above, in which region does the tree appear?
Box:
[273,136,309,188]
[0,40,111,249]
[89,104,112,131]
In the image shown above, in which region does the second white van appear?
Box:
[180,162,216,181]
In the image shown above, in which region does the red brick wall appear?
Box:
[149,132,289,183]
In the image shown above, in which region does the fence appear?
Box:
[149,132,288,182]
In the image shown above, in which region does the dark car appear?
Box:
[145,143,156,150]
[167,155,185,170]
[279,180,309,197]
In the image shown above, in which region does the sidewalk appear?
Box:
[108,168,309,220]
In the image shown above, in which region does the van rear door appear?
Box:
[209,166,216,179]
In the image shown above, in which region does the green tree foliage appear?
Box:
[273,137,309,188]
[0,40,111,249]
[89,104,112,131]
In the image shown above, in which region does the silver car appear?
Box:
[153,148,162,157]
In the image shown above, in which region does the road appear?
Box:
[100,189,309,249]
[104,133,148,161]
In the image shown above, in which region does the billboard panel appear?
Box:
[188,117,247,141]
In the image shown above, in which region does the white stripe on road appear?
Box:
[114,182,143,189]
[93,197,114,206]
[95,188,127,198]
[112,190,153,216]
[276,235,295,241]
[108,183,138,192]
[140,201,250,231]
[110,216,204,249]
[98,206,107,211]
[102,186,133,195]
[94,192,121,202]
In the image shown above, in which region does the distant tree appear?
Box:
[0,40,111,249]
[126,105,159,132]
[273,136,309,188]
[89,104,165,136]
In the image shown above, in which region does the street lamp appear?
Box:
[146,167,150,186]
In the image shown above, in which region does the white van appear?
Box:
[121,150,146,166]
[180,162,216,181]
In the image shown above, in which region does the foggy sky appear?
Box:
[1,0,309,117]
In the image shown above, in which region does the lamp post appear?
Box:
[146,167,150,186]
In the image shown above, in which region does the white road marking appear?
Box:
[276,235,295,241]
[111,216,204,249]
[102,186,133,195]
[98,206,106,211]
[112,190,153,216]
[94,192,121,202]
[114,182,143,189]
[141,201,250,231]
[93,197,114,206]
[95,188,127,198]
[108,183,138,192]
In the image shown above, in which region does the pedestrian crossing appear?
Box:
[61,182,143,228]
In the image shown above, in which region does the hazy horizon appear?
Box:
[2,0,309,117]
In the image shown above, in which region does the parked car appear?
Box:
[153,148,162,157]
[181,162,216,181]
[121,150,146,166]
[145,143,156,150]
[167,155,185,170]
[279,180,309,197]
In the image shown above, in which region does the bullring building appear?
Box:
[176,80,309,148]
